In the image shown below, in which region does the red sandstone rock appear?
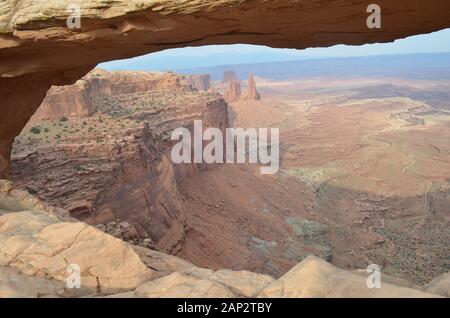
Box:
[30,69,193,122]
[187,74,212,91]
[222,70,239,83]
[224,80,241,103]
[1,1,449,177]
[12,69,230,253]
[244,74,261,101]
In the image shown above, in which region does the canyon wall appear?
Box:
[12,70,229,251]
[1,0,450,177]
[244,74,261,101]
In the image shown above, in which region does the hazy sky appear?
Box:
[100,28,450,71]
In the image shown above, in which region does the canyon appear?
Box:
[7,57,450,294]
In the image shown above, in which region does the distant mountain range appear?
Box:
[178,53,450,81]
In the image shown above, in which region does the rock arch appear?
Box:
[1,0,450,177]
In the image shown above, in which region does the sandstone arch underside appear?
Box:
[1,0,450,178]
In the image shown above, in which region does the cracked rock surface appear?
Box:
[1,169,449,298]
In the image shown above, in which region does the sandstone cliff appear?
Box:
[224,80,242,103]
[0,179,447,297]
[0,0,450,298]
[222,70,239,83]
[186,74,212,91]
[31,69,193,122]
[244,73,261,101]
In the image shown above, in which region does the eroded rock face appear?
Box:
[134,271,236,298]
[31,79,94,122]
[1,179,448,298]
[12,69,230,250]
[1,0,450,177]
[0,211,154,296]
[0,179,72,221]
[0,67,94,178]
[0,266,65,298]
[222,70,239,83]
[134,266,274,298]
[30,69,193,123]
[244,74,260,101]
[0,180,153,296]
[0,0,450,298]
[423,273,450,297]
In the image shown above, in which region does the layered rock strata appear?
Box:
[244,74,261,101]
[1,0,450,177]
[12,69,229,252]
[0,181,447,298]
[224,80,242,102]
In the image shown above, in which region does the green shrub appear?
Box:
[59,116,68,122]
[30,126,42,134]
